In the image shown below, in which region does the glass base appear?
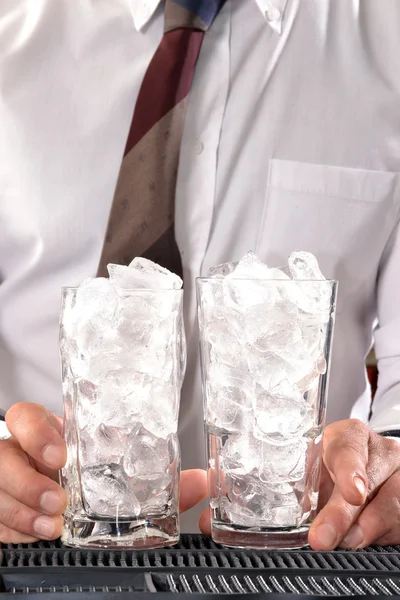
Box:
[212,523,310,550]
[62,513,179,550]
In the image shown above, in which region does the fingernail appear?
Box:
[42,444,65,468]
[343,524,364,549]
[40,491,62,514]
[315,523,337,549]
[353,476,366,499]
[33,516,56,539]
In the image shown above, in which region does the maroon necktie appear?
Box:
[97,0,226,278]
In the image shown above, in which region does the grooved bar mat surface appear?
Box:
[1,535,400,598]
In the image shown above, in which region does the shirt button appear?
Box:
[195,139,204,155]
[265,5,281,23]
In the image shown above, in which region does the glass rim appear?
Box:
[195,277,338,284]
[61,286,184,293]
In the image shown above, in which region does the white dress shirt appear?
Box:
[1,0,400,531]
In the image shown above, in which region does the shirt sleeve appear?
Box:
[369,209,400,433]
[0,419,11,440]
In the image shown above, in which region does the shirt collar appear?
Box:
[130,0,288,34]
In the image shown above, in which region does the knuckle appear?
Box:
[331,419,368,447]
[0,445,30,483]
[4,501,27,531]
[15,478,41,507]
[345,419,369,440]
[347,418,368,430]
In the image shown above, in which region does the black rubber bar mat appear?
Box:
[1,535,400,598]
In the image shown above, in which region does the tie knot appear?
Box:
[164,0,226,32]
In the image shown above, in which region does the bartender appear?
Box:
[0,0,400,550]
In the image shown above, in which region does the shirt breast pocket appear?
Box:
[257,160,399,313]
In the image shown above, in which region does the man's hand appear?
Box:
[309,419,400,550]
[0,402,208,544]
[0,403,67,543]
[199,419,400,548]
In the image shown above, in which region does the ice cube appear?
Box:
[123,427,172,479]
[202,292,243,338]
[76,323,123,360]
[96,369,150,427]
[226,474,254,500]
[115,295,158,347]
[207,261,238,278]
[87,351,127,385]
[75,379,99,432]
[246,348,291,389]
[222,252,288,311]
[81,464,141,519]
[78,423,130,468]
[140,381,178,438]
[224,278,273,311]
[134,480,171,516]
[108,257,182,290]
[221,497,260,527]
[288,251,324,281]
[60,337,88,380]
[221,433,260,475]
[270,347,324,393]
[259,438,307,483]
[61,277,118,339]
[286,252,332,319]
[229,251,271,279]
[70,278,120,357]
[206,365,254,432]
[207,314,244,369]
[297,322,325,361]
[107,263,141,289]
[129,314,176,381]
[75,277,119,325]
[131,433,179,515]
[230,252,289,282]
[223,477,275,525]
[270,503,302,527]
[253,383,313,442]
[224,473,304,527]
[294,357,326,394]
[244,300,301,353]
[197,279,226,327]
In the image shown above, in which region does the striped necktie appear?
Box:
[97,0,226,278]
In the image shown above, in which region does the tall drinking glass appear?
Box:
[60,285,185,549]
[197,277,337,549]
